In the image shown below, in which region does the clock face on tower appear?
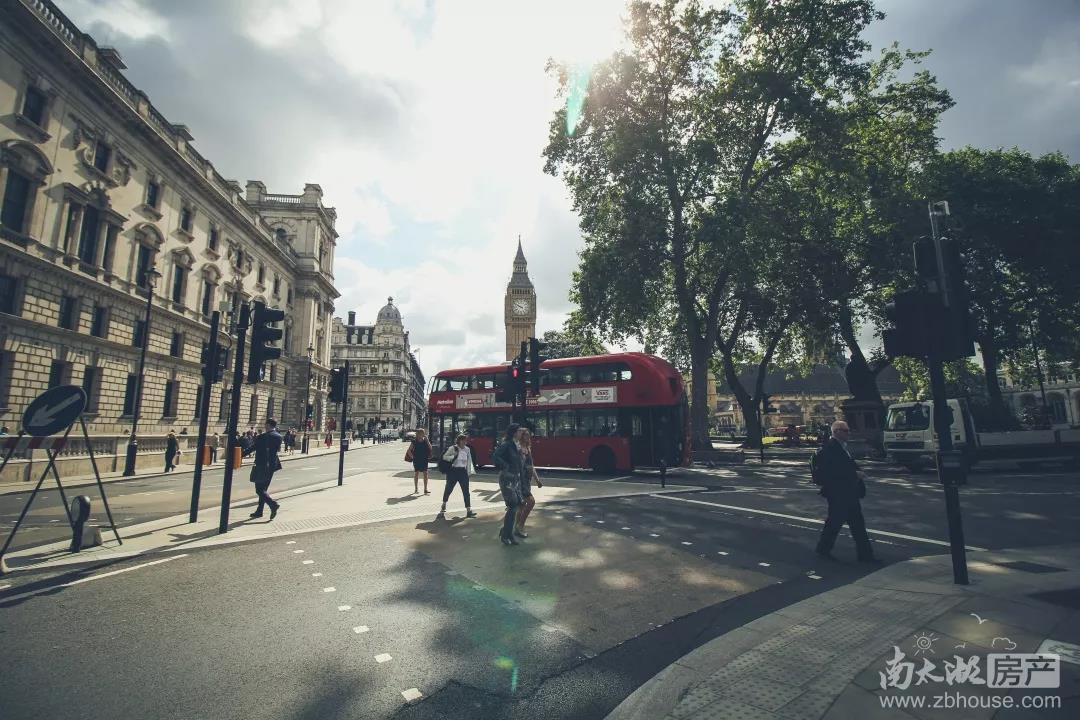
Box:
[512,299,530,316]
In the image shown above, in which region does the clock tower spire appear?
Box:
[505,235,536,360]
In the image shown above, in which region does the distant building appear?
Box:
[329,298,425,433]
[504,238,536,360]
[713,365,905,432]
[997,367,1079,428]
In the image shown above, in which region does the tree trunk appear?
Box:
[720,351,761,449]
[838,305,883,404]
[977,331,1013,428]
[688,337,712,451]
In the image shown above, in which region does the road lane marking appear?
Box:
[401,688,423,702]
[809,574,823,580]
[293,550,304,554]
[681,541,693,546]
[649,533,660,538]
[717,551,729,555]
[29,555,189,595]
[596,520,605,524]
[303,560,314,565]
[652,494,989,551]
[323,587,336,592]
[601,475,633,483]
[0,583,10,590]
[312,573,323,577]
[286,541,296,545]
[353,626,369,633]
[300,466,318,470]
[375,654,392,663]
[621,527,631,530]
[338,605,351,611]
[759,562,771,567]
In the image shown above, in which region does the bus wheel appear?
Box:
[589,446,616,475]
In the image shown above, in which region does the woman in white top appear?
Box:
[437,433,477,519]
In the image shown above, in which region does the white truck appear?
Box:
[883,399,1080,471]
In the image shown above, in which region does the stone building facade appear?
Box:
[504,238,536,360]
[329,299,425,433]
[0,0,338,480]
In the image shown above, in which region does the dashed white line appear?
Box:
[353,626,369,634]
[759,562,771,567]
[338,605,352,612]
[649,533,660,538]
[375,653,392,663]
[809,574,823,580]
[445,570,459,576]
[596,520,605,524]
[681,541,693,546]
[651,494,989,551]
[717,551,729,556]
[0,583,11,590]
[293,550,304,554]
[401,688,423,703]
[303,560,314,565]
[472,585,484,590]
[312,573,323,577]
[621,526,631,530]
[300,466,318,470]
[286,541,296,545]
[322,587,336,593]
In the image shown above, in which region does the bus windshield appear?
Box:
[886,404,931,431]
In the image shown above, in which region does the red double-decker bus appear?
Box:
[427,352,690,473]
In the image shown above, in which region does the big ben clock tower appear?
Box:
[505,237,536,360]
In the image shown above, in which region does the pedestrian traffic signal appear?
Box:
[882,289,931,359]
[200,342,229,384]
[328,367,346,403]
[495,359,522,404]
[527,337,547,395]
[247,301,285,384]
[762,393,777,414]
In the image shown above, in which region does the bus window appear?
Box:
[614,363,633,381]
[580,409,618,437]
[472,413,497,438]
[474,374,496,390]
[552,410,576,437]
[547,367,577,386]
[449,378,468,391]
[495,412,513,440]
[452,413,475,437]
[580,365,617,384]
[532,412,551,438]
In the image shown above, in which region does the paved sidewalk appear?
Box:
[607,547,1080,720]
[0,466,700,574]
[0,439,387,495]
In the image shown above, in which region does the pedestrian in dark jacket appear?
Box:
[408,428,433,495]
[491,424,525,546]
[164,431,179,472]
[815,420,876,561]
[244,418,283,519]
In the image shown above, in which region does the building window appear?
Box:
[58,295,78,330]
[208,225,219,251]
[93,141,111,173]
[194,385,204,417]
[82,367,101,413]
[266,395,274,419]
[76,205,100,266]
[286,287,293,305]
[162,380,178,417]
[102,225,118,273]
[219,389,229,421]
[22,85,48,126]
[1,170,32,234]
[91,305,109,338]
[146,180,160,209]
[249,394,259,424]
[201,281,215,316]
[136,244,154,288]
[272,275,280,297]
[269,364,277,382]
[133,320,146,348]
[122,374,138,416]
[170,331,183,358]
[283,368,289,385]
[180,205,193,233]
[0,273,18,315]
[257,263,265,285]
[49,360,71,388]
[171,263,186,304]
[0,350,14,409]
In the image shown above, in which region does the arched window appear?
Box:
[1,141,52,242]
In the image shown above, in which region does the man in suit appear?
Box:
[815,420,876,562]
[245,418,283,519]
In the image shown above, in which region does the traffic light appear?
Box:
[495,359,521,404]
[200,342,229,384]
[246,301,285,384]
[216,347,230,384]
[906,236,975,361]
[527,337,547,395]
[328,367,346,403]
[762,393,777,414]
[882,289,932,359]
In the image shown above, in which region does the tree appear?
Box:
[540,322,607,359]
[546,0,887,449]
[918,149,1080,418]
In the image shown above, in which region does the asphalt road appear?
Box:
[1,452,1077,720]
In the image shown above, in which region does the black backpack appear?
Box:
[809,448,824,486]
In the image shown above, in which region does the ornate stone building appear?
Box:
[0,0,339,480]
[329,298,425,433]
[504,238,536,360]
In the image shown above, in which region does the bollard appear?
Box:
[659,459,667,489]
[232,446,242,469]
[202,445,212,466]
[70,496,92,552]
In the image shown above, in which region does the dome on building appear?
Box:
[377,296,402,325]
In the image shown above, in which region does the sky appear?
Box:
[57,0,1080,381]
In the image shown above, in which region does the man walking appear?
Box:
[815,420,876,562]
[208,432,219,464]
[245,418,283,520]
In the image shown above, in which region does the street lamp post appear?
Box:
[123,267,162,477]
[302,343,314,453]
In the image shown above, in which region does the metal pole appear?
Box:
[303,349,313,454]
[758,397,766,465]
[928,355,969,585]
[219,303,251,534]
[81,415,122,545]
[190,310,220,523]
[123,272,158,476]
[338,360,349,486]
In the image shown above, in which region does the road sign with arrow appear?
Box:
[22,385,87,437]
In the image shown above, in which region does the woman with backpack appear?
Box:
[437,433,477,519]
[491,424,526,546]
[406,428,432,495]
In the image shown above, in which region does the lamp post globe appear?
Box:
[122,267,161,477]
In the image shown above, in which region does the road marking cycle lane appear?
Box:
[0,554,189,603]
[651,494,988,551]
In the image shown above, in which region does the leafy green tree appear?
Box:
[546,0,887,449]
[539,321,607,359]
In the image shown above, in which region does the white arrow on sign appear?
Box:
[29,393,82,428]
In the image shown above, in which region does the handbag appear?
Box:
[404,444,414,463]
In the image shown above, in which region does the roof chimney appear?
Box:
[348,311,356,325]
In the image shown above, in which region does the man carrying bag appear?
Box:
[245,418,283,520]
[813,420,877,562]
